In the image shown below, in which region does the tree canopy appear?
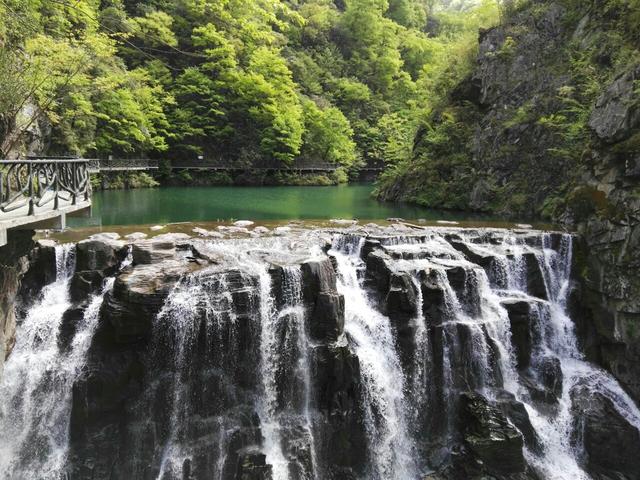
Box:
[0,0,500,171]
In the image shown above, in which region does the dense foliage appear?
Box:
[376,0,640,218]
[0,0,499,176]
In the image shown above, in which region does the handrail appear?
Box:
[0,159,90,216]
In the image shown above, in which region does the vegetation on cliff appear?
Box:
[376,0,640,219]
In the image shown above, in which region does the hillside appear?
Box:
[0,0,498,177]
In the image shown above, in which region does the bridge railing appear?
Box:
[0,159,90,216]
[170,157,338,171]
[87,158,159,172]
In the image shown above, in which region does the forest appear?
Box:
[0,0,499,178]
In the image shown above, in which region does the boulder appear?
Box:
[132,239,176,265]
[459,392,526,475]
[102,260,205,343]
[235,450,272,480]
[571,385,640,479]
[76,238,126,273]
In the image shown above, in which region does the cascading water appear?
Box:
[330,235,418,480]
[0,245,115,479]
[2,227,640,480]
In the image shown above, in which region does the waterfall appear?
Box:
[2,228,640,480]
[0,245,113,479]
[331,235,418,480]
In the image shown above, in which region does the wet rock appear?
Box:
[501,299,535,369]
[571,385,640,479]
[58,306,86,352]
[102,260,204,343]
[132,239,176,265]
[495,390,541,453]
[522,253,547,300]
[420,270,447,327]
[1,230,35,374]
[459,392,526,475]
[235,450,272,480]
[311,343,367,475]
[18,239,57,307]
[365,250,393,294]
[301,257,337,301]
[449,240,494,268]
[309,292,344,342]
[76,238,126,274]
[539,355,563,400]
[384,272,418,318]
[70,270,105,303]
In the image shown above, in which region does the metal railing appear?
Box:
[170,157,339,171]
[0,159,90,216]
[87,158,159,172]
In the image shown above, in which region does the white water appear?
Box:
[2,229,640,480]
[0,245,114,479]
[331,235,418,480]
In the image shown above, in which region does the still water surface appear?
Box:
[69,185,499,227]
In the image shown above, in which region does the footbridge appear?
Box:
[0,158,91,246]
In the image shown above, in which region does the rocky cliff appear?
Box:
[2,226,640,480]
[378,0,640,403]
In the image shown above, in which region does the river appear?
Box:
[69,185,501,227]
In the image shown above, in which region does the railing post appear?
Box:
[54,162,59,210]
[72,162,77,205]
[83,162,89,201]
[27,163,34,215]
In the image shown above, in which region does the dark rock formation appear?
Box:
[0,230,35,377]
[571,385,640,479]
[502,299,536,369]
[458,392,526,475]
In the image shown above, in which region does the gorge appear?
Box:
[1,224,640,480]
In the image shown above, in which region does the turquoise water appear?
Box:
[69,185,495,227]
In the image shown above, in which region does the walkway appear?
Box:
[0,159,91,246]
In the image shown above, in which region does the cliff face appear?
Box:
[6,227,640,480]
[380,0,640,401]
[470,0,640,403]
[0,230,37,379]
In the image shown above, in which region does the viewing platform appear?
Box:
[0,159,91,246]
